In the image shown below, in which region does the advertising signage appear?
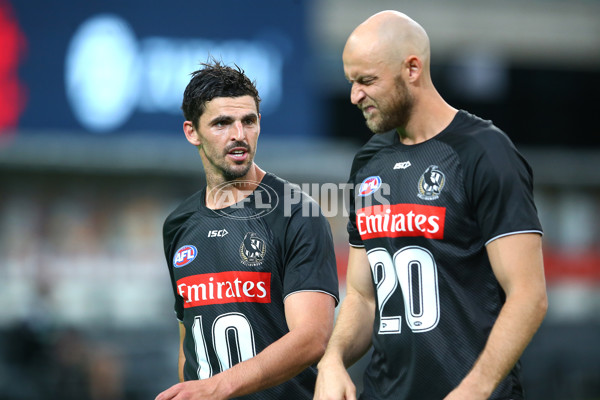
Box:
[3,0,320,139]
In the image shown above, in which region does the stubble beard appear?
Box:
[365,77,415,134]
[202,142,254,182]
[221,162,252,181]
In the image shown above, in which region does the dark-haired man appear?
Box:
[156,61,338,400]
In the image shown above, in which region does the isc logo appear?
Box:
[208,229,228,238]
[173,245,198,268]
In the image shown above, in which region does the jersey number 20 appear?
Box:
[368,246,440,334]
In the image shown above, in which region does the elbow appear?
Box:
[537,290,549,322]
[508,284,548,327]
[305,327,333,366]
[308,330,331,365]
[315,335,330,361]
[525,284,548,327]
[312,312,335,364]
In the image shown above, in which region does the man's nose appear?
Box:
[350,83,366,105]
[231,121,246,141]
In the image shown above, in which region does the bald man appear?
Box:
[314,11,547,400]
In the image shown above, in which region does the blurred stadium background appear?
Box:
[0,0,599,399]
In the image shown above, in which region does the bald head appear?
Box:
[343,11,456,140]
[344,10,430,70]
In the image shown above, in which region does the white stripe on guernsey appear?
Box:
[485,230,543,246]
[284,290,339,305]
[349,243,365,248]
[349,232,542,248]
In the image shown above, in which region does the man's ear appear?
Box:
[183,121,201,146]
[405,55,422,83]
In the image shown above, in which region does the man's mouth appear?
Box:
[227,147,249,162]
[362,105,376,118]
[361,104,376,113]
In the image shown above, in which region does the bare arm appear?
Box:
[445,233,548,400]
[314,246,375,400]
[178,322,185,383]
[156,291,336,400]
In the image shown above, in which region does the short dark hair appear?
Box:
[181,59,261,129]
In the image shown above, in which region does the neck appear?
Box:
[204,164,266,210]
[397,90,458,145]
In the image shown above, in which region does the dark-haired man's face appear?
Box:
[192,95,260,182]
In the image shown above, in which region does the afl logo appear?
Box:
[358,176,382,197]
[173,245,197,268]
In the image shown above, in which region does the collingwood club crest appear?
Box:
[418,165,445,200]
[240,232,266,267]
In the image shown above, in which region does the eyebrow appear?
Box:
[354,75,376,84]
[208,113,258,126]
[209,115,233,126]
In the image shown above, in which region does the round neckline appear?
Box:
[196,173,275,218]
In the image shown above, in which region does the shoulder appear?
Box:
[437,111,535,205]
[263,172,319,212]
[261,172,294,196]
[439,111,516,155]
[163,188,204,243]
[259,173,330,235]
[349,130,397,182]
[437,110,526,170]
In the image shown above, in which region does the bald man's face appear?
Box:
[343,41,415,133]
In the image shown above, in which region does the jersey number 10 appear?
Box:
[192,312,256,379]
[368,246,440,334]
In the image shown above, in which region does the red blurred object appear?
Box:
[335,245,349,283]
[543,248,600,284]
[0,0,27,137]
[335,246,600,285]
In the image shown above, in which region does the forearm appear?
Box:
[178,352,185,383]
[178,322,185,382]
[314,247,375,400]
[213,325,330,397]
[459,290,547,397]
[320,291,374,369]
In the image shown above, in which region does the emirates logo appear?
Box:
[356,203,446,240]
[177,271,271,307]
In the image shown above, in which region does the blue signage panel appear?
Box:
[5,0,321,138]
